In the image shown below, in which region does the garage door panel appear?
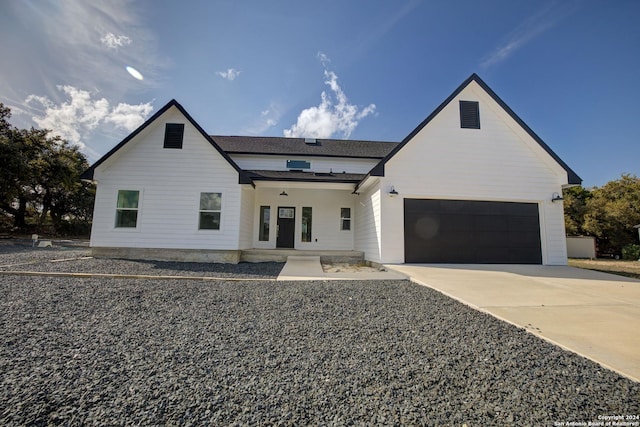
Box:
[404,199,542,264]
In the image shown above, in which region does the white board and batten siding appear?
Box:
[378,80,570,265]
[90,106,248,250]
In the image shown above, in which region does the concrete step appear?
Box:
[240,249,364,264]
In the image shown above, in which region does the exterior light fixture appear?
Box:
[551,192,564,202]
[280,190,288,196]
[389,186,399,197]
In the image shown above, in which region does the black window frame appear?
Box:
[459,101,480,129]
[163,123,185,149]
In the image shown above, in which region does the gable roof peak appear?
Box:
[357,73,581,188]
[80,99,253,185]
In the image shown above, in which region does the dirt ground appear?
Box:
[569,258,640,280]
[321,262,387,273]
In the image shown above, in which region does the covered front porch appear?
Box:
[246,181,359,252]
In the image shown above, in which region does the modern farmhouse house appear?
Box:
[81,74,581,265]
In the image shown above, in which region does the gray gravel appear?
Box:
[0,244,283,279]
[1,268,639,425]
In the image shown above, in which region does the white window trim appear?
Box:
[113,188,143,232]
[197,191,223,232]
[340,207,352,231]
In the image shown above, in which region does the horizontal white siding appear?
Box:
[380,81,569,265]
[252,187,355,250]
[229,154,378,174]
[354,183,382,263]
[239,187,255,249]
[542,201,569,265]
[90,107,243,250]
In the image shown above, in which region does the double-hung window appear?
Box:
[115,190,140,228]
[340,208,351,231]
[199,192,222,230]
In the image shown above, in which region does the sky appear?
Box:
[1,0,638,188]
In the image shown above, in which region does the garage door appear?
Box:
[404,199,542,264]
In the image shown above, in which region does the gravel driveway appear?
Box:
[1,247,639,425]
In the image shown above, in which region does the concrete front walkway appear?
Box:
[387,264,640,382]
[277,256,407,281]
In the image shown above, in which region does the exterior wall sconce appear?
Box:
[551,192,563,202]
[389,186,399,197]
[280,190,288,196]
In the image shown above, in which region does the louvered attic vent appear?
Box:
[164,123,185,149]
[459,101,480,129]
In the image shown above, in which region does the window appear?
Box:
[287,160,311,169]
[301,207,312,242]
[164,123,185,149]
[199,192,222,230]
[115,190,139,228]
[459,101,480,129]
[259,206,270,241]
[340,208,351,231]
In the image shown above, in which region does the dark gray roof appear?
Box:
[246,170,366,183]
[212,135,398,159]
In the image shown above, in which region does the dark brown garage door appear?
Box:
[404,199,542,264]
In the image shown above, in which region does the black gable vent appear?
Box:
[164,123,185,149]
[459,101,480,129]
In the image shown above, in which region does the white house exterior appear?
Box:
[82,74,581,265]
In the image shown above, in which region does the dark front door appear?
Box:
[404,199,542,264]
[277,207,295,248]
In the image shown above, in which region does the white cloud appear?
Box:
[25,86,153,149]
[101,32,132,49]
[217,68,241,81]
[283,58,376,139]
[480,3,576,69]
[105,102,154,131]
[243,102,281,135]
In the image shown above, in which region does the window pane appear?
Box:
[341,219,351,231]
[259,206,270,241]
[115,210,138,228]
[200,193,222,211]
[301,207,312,242]
[341,208,351,219]
[117,190,139,209]
[199,212,221,230]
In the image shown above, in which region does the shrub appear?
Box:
[621,244,640,261]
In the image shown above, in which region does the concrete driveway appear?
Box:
[387,264,640,382]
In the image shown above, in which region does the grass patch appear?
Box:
[568,259,640,280]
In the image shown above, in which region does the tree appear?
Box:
[0,103,95,234]
[562,186,592,236]
[582,174,640,251]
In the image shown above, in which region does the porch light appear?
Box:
[280,190,288,196]
[551,192,563,202]
[389,186,399,197]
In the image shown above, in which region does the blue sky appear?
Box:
[1,0,638,187]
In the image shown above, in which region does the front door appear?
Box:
[276,207,295,248]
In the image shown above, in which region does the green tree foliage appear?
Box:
[583,174,640,251]
[565,174,640,253]
[0,103,95,235]
[562,186,592,236]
